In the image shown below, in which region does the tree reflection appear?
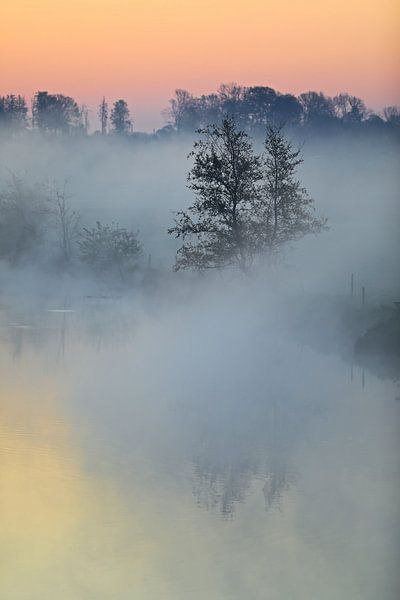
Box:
[191,398,296,518]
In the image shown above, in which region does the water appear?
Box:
[0,292,399,599]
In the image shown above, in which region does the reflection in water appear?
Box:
[192,399,295,517]
[0,296,399,599]
[0,380,160,599]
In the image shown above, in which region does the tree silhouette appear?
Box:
[49,182,80,264]
[169,117,262,271]
[383,106,400,126]
[299,91,335,124]
[32,91,81,133]
[170,119,326,271]
[256,125,327,255]
[98,97,108,135]
[110,99,132,135]
[0,95,28,134]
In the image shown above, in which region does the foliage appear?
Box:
[0,85,399,138]
[169,118,262,271]
[0,175,49,264]
[255,125,327,254]
[169,119,326,271]
[78,221,141,278]
[32,91,81,133]
[110,100,132,135]
[0,95,28,134]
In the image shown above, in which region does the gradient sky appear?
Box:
[1,0,399,130]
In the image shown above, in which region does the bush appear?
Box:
[78,221,142,279]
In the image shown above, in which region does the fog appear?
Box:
[0,129,399,599]
[1,130,398,292]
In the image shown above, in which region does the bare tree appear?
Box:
[98,97,108,135]
[383,106,400,126]
[80,104,90,133]
[163,89,197,133]
[49,182,80,264]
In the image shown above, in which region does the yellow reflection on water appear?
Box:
[0,378,157,599]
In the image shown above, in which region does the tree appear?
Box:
[168,117,262,271]
[80,104,90,133]
[218,83,245,124]
[98,97,108,134]
[110,99,132,135]
[242,86,277,131]
[32,91,81,133]
[0,95,28,134]
[383,106,400,126]
[333,93,368,122]
[169,119,326,272]
[299,91,336,124]
[164,89,199,133]
[0,175,49,264]
[272,94,303,126]
[78,221,141,279]
[255,125,326,255]
[49,182,80,264]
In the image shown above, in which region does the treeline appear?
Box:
[0,92,133,136]
[1,85,399,138]
[164,85,400,135]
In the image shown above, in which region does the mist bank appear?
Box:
[0,127,399,296]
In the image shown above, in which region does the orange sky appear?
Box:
[1,0,399,130]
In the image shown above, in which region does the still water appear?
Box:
[1,291,399,599]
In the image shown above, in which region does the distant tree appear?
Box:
[299,91,336,124]
[80,104,90,133]
[98,97,108,134]
[255,125,327,255]
[272,94,303,126]
[78,221,141,279]
[218,83,245,123]
[383,106,400,126]
[32,91,81,133]
[168,117,263,271]
[0,95,28,134]
[164,89,198,132]
[110,99,132,135]
[0,175,49,264]
[49,182,80,264]
[333,93,368,123]
[196,93,221,127]
[242,86,277,131]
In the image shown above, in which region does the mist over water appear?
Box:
[0,129,399,599]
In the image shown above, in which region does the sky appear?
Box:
[1,0,399,130]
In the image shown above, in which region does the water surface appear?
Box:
[1,293,399,599]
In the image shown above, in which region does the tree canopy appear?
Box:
[169,118,326,272]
